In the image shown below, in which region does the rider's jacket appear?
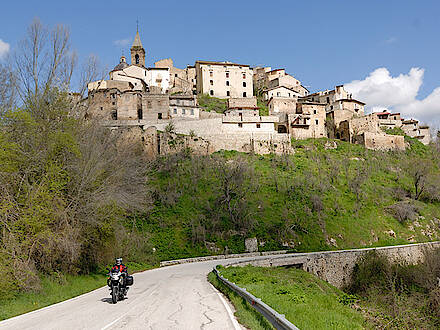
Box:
[111,264,128,274]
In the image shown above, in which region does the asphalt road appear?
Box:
[0,258,255,330]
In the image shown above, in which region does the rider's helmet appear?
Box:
[115,257,122,266]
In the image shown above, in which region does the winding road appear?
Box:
[0,256,271,330]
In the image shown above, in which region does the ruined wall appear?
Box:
[268,98,297,114]
[117,92,142,120]
[360,132,406,151]
[235,242,440,289]
[141,92,170,120]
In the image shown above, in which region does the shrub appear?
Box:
[386,201,419,224]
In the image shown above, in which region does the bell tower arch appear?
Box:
[130,27,145,67]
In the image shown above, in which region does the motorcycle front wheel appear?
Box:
[112,286,118,304]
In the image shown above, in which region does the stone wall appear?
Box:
[234,242,440,289]
[357,132,406,151]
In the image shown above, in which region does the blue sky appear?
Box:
[1,0,439,123]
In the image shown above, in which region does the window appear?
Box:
[243,82,246,87]
[175,74,178,77]
[243,92,246,97]
[226,91,230,96]
[277,92,281,97]
[138,109,143,119]
[111,94,116,99]
[313,109,316,114]
[210,90,214,96]
[135,54,139,64]
[112,102,115,106]
[158,113,162,119]
[315,119,319,125]
[210,80,213,85]
[226,81,229,86]
[173,108,177,114]
[256,123,261,128]
[190,109,194,115]
[209,71,213,77]
[111,111,117,120]
[182,109,186,115]
[326,97,330,103]
[176,99,180,104]
[238,123,243,128]
[242,73,246,79]
[288,93,290,97]
[226,72,229,78]
[100,107,103,111]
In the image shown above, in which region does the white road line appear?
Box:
[210,283,242,330]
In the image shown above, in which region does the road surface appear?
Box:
[0,257,267,330]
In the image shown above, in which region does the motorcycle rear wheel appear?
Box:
[112,286,118,304]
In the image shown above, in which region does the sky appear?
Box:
[1,0,439,125]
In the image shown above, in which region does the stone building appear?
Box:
[154,58,196,95]
[169,94,200,119]
[108,32,170,93]
[263,86,301,100]
[375,111,402,130]
[402,119,431,145]
[288,101,326,139]
[267,97,297,115]
[225,97,259,116]
[195,60,253,98]
[254,67,309,96]
[87,80,141,120]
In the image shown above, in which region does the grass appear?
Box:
[146,138,440,261]
[0,262,154,321]
[197,94,227,113]
[208,271,273,329]
[217,265,370,330]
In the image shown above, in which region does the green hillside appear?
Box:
[1,93,440,309]
[147,137,440,260]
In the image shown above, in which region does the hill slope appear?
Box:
[146,137,440,260]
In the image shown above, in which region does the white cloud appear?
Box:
[345,67,440,126]
[0,39,10,59]
[113,38,130,47]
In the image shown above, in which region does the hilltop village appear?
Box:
[85,31,431,155]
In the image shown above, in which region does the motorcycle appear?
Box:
[107,268,133,304]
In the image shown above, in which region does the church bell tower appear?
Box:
[131,27,145,67]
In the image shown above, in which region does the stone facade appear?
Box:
[169,95,200,119]
[195,61,253,98]
[85,30,431,154]
[268,97,297,115]
[154,58,196,95]
[264,86,301,100]
[402,119,431,145]
[289,102,326,139]
[355,132,406,151]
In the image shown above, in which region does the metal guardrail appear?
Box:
[213,267,299,330]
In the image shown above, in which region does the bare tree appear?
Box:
[77,54,103,98]
[0,63,17,114]
[13,18,76,111]
[405,159,431,200]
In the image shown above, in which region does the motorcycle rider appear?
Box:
[111,257,128,287]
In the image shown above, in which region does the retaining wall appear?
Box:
[233,242,440,288]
